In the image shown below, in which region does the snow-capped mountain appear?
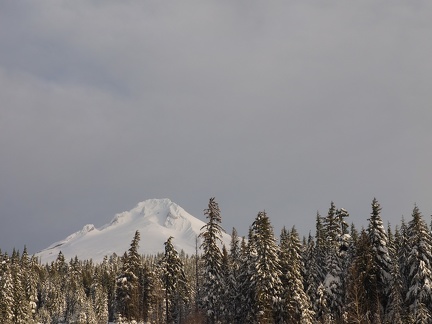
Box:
[36,198,230,264]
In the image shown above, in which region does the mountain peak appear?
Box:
[36,199,229,264]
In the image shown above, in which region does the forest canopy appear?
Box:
[1,197,431,323]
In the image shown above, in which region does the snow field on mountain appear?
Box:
[36,198,230,264]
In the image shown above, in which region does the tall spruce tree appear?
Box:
[90,279,109,324]
[366,198,392,320]
[385,223,404,323]
[314,213,327,281]
[227,228,242,323]
[322,202,345,321]
[20,247,38,321]
[9,250,33,323]
[302,233,322,322]
[161,236,189,324]
[40,253,67,322]
[405,205,432,320]
[397,217,411,304]
[323,202,340,251]
[220,245,231,323]
[115,230,141,322]
[238,228,257,323]
[99,254,119,322]
[0,253,14,323]
[279,227,314,323]
[250,211,282,323]
[199,197,225,323]
[138,256,155,322]
[344,229,372,323]
[310,213,327,319]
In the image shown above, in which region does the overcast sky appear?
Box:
[1,0,431,255]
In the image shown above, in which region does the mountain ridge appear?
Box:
[36,198,230,264]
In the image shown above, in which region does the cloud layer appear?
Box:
[1,0,431,254]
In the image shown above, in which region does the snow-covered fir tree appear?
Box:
[199,197,225,323]
[405,205,432,320]
[139,257,156,322]
[306,213,327,318]
[90,279,109,324]
[115,230,142,322]
[99,254,119,322]
[323,202,340,252]
[226,227,242,323]
[219,245,232,322]
[314,213,327,280]
[9,250,33,324]
[161,236,189,324]
[249,211,283,323]
[394,217,410,303]
[344,229,375,323]
[237,228,257,323]
[38,252,68,322]
[279,227,314,323]
[0,253,14,323]
[366,198,392,320]
[20,247,38,322]
[385,223,404,323]
[65,257,91,323]
[303,232,326,323]
[322,202,345,322]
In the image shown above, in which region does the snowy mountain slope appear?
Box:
[36,198,230,264]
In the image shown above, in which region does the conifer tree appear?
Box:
[0,253,14,323]
[323,253,344,322]
[396,217,411,302]
[336,208,350,235]
[310,213,327,318]
[161,236,189,324]
[237,229,256,323]
[19,246,38,320]
[138,253,155,322]
[350,223,359,244]
[40,262,66,323]
[227,227,242,323]
[65,257,83,322]
[366,198,392,320]
[302,233,322,320]
[99,254,119,322]
[314,213,327,280]
[405,205,432,319]
[344,229,373,323]
[315,283,331,323]
[322,202,346,321]
[9,250,33,323]
[323,202,340,250]
[90,279,109,324]
[115,231,141,321]
[199,197,225,323]
[55,251,68,276]
[220,245,231,322]
[250,211,282,323]
[385,223,404,323]
[279,227,314,323]
[386,258,404,323]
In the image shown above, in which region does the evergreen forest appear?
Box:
[1,197,432,323]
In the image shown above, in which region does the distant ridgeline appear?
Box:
[1,197,431,323]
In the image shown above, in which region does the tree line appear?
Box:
[1,197,432,323]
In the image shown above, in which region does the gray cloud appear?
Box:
[1,0,432,254]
